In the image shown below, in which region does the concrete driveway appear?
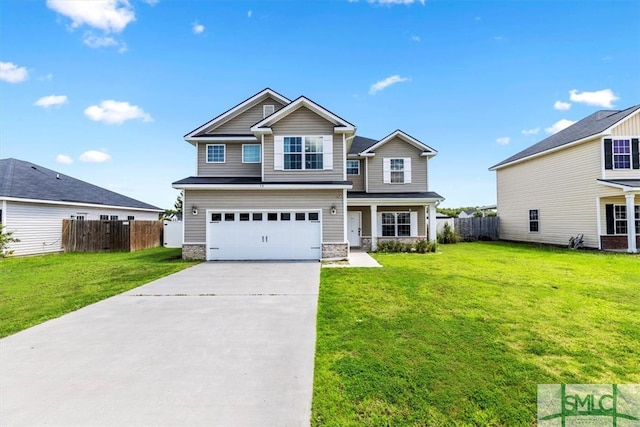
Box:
[0,262,320,426]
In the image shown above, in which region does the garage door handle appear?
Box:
[265,235,268,243]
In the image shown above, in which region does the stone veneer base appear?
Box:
[182,244,206,260]
[322,243,349,260]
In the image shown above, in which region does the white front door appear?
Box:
[347,211,361,247]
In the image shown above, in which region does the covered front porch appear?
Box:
[598,179,640,253]
[346,192,443,251]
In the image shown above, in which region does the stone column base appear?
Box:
[182,244,206,260]
[322,243,348,260]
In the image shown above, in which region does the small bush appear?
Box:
[437,223,460,244]
[376,239,437,253]
[415,239,438,253]
[0,224,20,258]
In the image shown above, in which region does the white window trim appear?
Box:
[206,144,226,164]
[377,211,418,237]
[274,135,333,171]
[529,209,539,233]
[613,204,640,235]
[383,157,412,184]
[346,160,360,175]
[242,144,261,164]
[612,138,632,170]
[263,104,275,118]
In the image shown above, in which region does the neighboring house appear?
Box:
[457,209,478,219]
[172,88,444,261]
[490,105,640,253]
[0,158,162,256]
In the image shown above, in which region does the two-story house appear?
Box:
[490,105,640,253]
[172,88,443,261]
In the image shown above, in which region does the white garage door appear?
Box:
[207,210,322,261]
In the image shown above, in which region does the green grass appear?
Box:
[312,242,640,426]
[0,248,198,338]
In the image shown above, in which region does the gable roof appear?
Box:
[250,96,355,135]
[0,158,161,211]
[357,130,437,156]
[184,88,291,142]
[490,105,640,170]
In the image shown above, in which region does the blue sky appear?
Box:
[1,0,639,210]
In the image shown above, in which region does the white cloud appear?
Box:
[247,10,252,18]
[46,0,135,33]
[496,137,511,145]
[369,75,410,95]
[553,100,571,111]
[411,35,421,42]
[546,119,576,135]
[80,150,112,163]
[56,154,73,164]
[569,89,619,108]
[192,22,205,34]
[0,61,29,83]
[34,95,68,108]
[39,73,54,81]
[521,128,540,136]
[84,100,152,124]
[83,32,119,48]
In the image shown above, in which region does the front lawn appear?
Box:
[313,242,640,426]
[0,248,198,338]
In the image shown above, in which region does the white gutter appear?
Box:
[0,197,163,212]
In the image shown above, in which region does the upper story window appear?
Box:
[242,144,261,163]
[604,138,639,170]
[529,209,539,232]
[346,160,360,175]
[383,158,412,184]
[206,144,225,163]
[613,139,631,169]
[284,136,323,170]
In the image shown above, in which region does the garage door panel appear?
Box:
[208,210,321,261]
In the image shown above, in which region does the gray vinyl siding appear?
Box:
[2,201,158,256]
[348,205,426,236]
[263,107,344,182]
[347,159,365,191]
[496,137,621,248]
[183,189,344,243]
[367,137,428,193]
[197,143,261,176]
[203,98,286,135]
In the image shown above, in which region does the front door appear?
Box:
[347,211,361,247]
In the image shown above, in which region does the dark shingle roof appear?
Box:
[349,136,379,155]
[0,158,161,210]
[347,191,444,199]
[172,176,351,186]
[598,179,640,189]
[491,105,640,169]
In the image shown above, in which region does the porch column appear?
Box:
[625,193,637,253]
[428,203,437,242]
[371,204,378,251]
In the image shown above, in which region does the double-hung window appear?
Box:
[612,205,640,234]
[242,144,261,163]
[529,209,539,232]
[206,144,225,163]
[391,159,405,183]
[613,139,631,169]
[282,136,325,170]
[381,212,411,237]
[346,160,360,175]
[383,158,411,184]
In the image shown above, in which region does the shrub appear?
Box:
[437,223,460,244]
[0,224,20,258]
[376,239,437,253]
[415,239,438,253]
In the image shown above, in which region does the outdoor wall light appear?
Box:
[330,205,337,215]
[192,206,198,216]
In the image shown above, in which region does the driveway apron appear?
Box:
[0,262,320,427]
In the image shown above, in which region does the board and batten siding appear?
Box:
[496,137,620,248]
[197,143,261,176]
[2,201,158,256]
[367,137,428,193]
[183,189,345,243]
[203,98,286,135]
[263,107,344,182]
[604,114,640,180]
[347,159,365,191]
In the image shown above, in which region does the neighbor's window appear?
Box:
[206,144,225,163]
[382,212,411,237]
[242,144,261,163]
[346,160,360,175]
[100,215,109,220]
[613,139,631,169]
[390,159,405,183]
[127,216,135,220]
[76,214,86,220]
[110,215,118,220]
[529,209,539,232]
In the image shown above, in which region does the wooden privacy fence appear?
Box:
[454,217,500,241]
[62,220,163,252]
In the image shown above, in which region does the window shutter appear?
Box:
[377,213,383,237]
[383,158,391,183]
[410,211,418,237]
[274,136,284,170]
[605,204,614,234]
[323,135,333,170]
[604,138,613,170]
[632,138,639,169]
[404,158,412,184]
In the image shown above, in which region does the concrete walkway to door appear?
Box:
[0,262,320,427]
